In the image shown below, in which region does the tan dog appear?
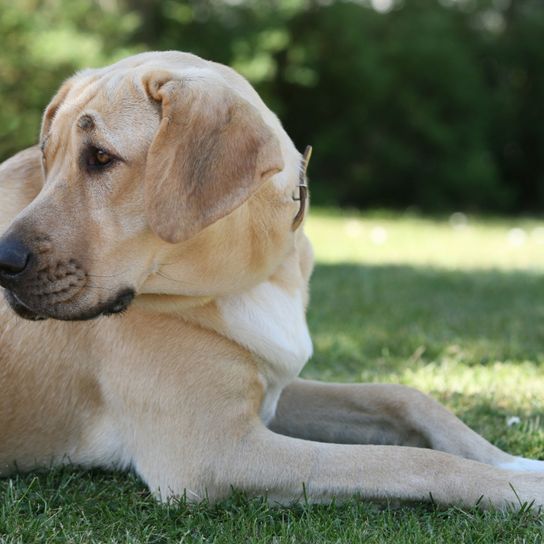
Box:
[0,51,543,509]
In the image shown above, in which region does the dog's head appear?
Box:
[0,52,305,321]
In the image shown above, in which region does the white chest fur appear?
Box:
[217,281,313,423]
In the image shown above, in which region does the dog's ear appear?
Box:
[142,71,284,244]
[40,79,74,140]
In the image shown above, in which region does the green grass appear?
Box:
[2,209,544,543]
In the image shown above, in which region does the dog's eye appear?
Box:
[84,147,115,171]
[90,148,112,167]
[95,150,112,165]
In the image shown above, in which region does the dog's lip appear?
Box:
[4,290,48,321]
[4,287,136,321]
[100,288,135,317]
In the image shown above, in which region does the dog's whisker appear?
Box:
[157,261,181,268]
[86,270,129,279]
[85,283,120,293]
[155,271,198,287]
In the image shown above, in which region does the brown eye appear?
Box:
[84,146,116,171]
[95,149,112,165]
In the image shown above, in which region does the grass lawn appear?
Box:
[2,209,544,543]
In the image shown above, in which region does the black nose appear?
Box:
[0,238,31,277]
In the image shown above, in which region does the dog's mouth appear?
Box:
[4,290,49,321]
[3,288,135,321]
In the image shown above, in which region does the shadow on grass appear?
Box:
[305,263,544,459]
[306,262,544,379]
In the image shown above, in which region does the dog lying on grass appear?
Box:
[0,51,543,508]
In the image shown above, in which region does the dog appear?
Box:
[0,51,543,509]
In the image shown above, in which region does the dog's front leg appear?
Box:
[107,320,544,509]
[133,419,544,510]
[269,379,544,473]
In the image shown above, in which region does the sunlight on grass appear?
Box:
[2,209,544,542]
[304,208,544,457]
[306,209,544,270]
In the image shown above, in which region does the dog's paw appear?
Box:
[498,456,544,473]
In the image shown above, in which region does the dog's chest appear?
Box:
[217,281,313,423]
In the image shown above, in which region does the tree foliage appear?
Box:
[0,0,543,212]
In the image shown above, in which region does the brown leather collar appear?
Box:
[292,145,312,231]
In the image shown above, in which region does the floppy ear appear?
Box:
[143,71,284,243]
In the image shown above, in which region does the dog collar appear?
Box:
[292,145,312,231]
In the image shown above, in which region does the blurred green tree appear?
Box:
[482,0,544,211]
[0,0,140,159]
[1,0,543,213]
[271,0,508,210]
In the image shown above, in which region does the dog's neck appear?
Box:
[213,247,313,422]
[135,235,314,423]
